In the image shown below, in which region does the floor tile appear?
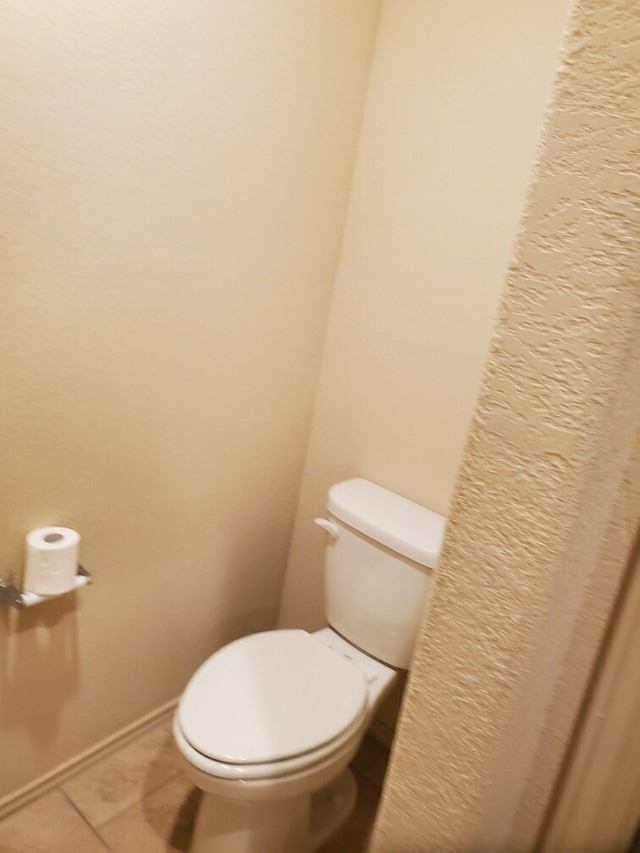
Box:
[0,720,381,852]
[97,773,200,853]
[62,723,183,828]
[0,789,108,853]
[319,770,381,853]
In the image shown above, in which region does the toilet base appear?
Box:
[190,769,357,853]
[307,768,357,852]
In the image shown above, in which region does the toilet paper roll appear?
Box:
[24,527,81,596]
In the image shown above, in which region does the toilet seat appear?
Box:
[177,629,369,772]
[175,706,366,787]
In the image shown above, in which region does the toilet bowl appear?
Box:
[174,478,446,853]
[174,627,396,853]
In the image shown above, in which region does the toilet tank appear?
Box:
[322,479,446,669]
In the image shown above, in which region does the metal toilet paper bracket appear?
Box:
[0,565,92,610]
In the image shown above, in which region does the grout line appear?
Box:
[140,765,185,803]
[60,787,112,851]
[62,723,185,831]
[90,767,195,850]
[0,699,178,822]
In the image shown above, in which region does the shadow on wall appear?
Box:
[207,521,294,645]
[0,597,80,748]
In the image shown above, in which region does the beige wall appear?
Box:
[540,447,640,852]
[0,1,380,800]
[372,0,640,848]
[279,0,571,633]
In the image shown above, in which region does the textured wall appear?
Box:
[0,0,380,801]
[278,0,570,639]
[371,0,640,849]
[537,435,640,851]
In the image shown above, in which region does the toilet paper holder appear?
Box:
[0,565,92,610]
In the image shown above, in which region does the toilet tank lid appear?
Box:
[328,479,446,568]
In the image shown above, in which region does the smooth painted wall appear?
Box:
[279,0,571,634]
[0,0,380,799]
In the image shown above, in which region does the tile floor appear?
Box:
[0,717,389,852]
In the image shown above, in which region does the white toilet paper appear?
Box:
[24,527,81,596]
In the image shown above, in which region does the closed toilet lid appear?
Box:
[178,629,368,765]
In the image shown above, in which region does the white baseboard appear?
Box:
[0,697,178,822]
[1,698,394,823]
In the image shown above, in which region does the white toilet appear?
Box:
[173,478,446,853]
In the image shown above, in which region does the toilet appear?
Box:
[173,478,446,853]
